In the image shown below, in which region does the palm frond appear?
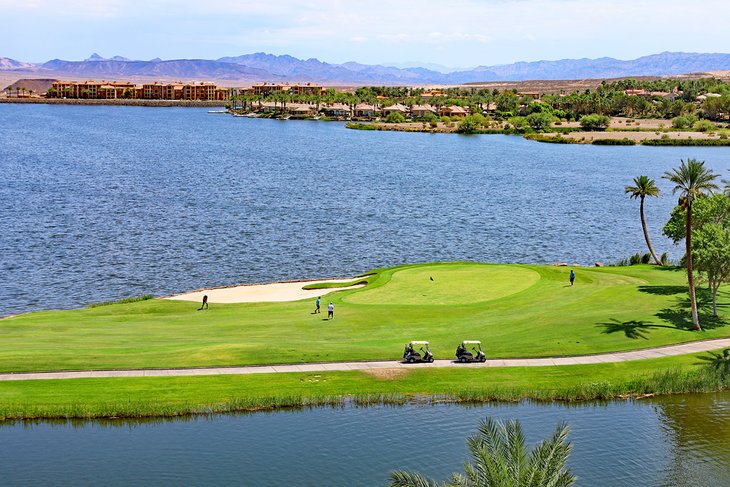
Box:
[389,470,441,487]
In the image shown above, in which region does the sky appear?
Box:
[1,0,729,68]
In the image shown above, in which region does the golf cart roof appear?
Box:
[409,341,429,345]
[461,340,482,345]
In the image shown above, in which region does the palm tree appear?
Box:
[663,159,720,331]
[389,417,576,487]
[625,176,662,265]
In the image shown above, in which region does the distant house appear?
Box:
[410,104,437,117]
[439,105,468,117]
[322,103,350,117]
[354,103,378,118]
[382,103,409,114]
[288,103,317,116]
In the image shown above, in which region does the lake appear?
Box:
[2,393,728,486]
[1,104,729,315]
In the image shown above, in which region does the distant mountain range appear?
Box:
[2,51,730,85]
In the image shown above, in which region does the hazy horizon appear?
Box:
[2,0,729,67]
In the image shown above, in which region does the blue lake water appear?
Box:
[1,104,729,315]
[2,393,729,486]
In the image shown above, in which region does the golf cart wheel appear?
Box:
[428,357,434,363]
[408,357,415,364]
[459,356,467,363]
[480,357,486,362]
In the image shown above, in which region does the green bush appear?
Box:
[384,112,406,123]
[523,134,578,144]
[592,138,636,145]
[457,114,486,134]
[629,253,642,265]
[671,115,698,129]
[642,138,730,146]
[579,114,611,131]
[525,112,554,131]
[693,120,715,132]
[508,116,527,130]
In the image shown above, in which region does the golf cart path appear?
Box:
[2,338,730,381]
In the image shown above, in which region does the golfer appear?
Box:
[327,302,334,319]
[314,296,321,314]
[569,270,575,286]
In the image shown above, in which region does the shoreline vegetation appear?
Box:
[1,354,728,420]
[1,262,728,420]
[4,77,730,145]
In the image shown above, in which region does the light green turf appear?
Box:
[0,262,728,373]
[345,264,540,305]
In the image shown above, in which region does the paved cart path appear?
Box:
[2,338,729,381]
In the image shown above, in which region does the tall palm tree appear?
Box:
[625,176,662,265]
[390,417,576,487]
[662,159,720,331]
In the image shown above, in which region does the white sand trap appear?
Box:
[165,277,367,304]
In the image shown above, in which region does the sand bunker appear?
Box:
[165,277,366,304]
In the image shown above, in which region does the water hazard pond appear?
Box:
[3,393,729,486]
[2,104,730,315]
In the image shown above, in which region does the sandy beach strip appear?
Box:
[165,277,368,303]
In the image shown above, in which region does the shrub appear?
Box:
[579,114,611,131]
[457,114,486,134]
[641,253,651,264]
[660,252,669,266]
[419,112,438,123]
[525,112,554,131]
[629,253,642,265]
[508,116,527,130]
[672,115,698,129]
[384,112,406,123]
[592,138,636,145]
[693,120,715,132]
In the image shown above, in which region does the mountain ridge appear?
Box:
[2,51,730,85]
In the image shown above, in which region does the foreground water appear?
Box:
[2,393,728,486]
[2,104,729,314]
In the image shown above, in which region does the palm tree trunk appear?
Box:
[640,197,661,265]
[686,204,701,330]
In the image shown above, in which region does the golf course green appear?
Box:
[2,261,729,419]
[1,262,728,373]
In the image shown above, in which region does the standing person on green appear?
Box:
[314,296,321,314]
[327,302,334,319]
[569,270,575,286]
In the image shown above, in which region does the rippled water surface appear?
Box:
[1,104,729,314]
[2,393,728,486]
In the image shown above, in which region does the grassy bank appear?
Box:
[2,263,728,373]
[1,351,727,420]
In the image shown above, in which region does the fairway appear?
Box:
[345,264,540,305]
[1,262,728,373]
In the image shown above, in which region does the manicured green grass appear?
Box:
[1,351,727,420]
[1,262,728,372]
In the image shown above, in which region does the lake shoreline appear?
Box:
[1,357,728,420]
